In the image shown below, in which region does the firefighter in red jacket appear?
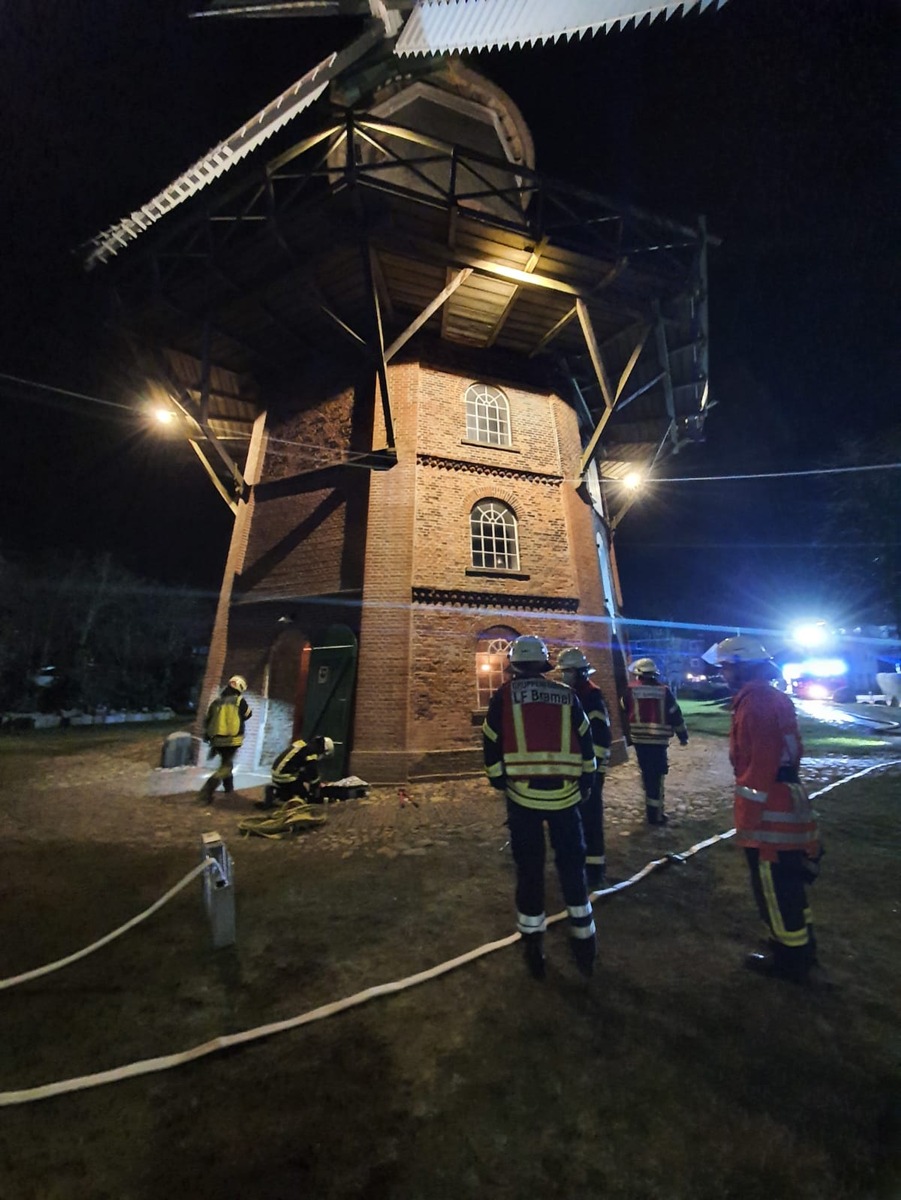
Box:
[557,646,612,890]
[483,635,598,980]
[712,636,822,982]
[622,658,688,825]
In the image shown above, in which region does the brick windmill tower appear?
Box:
[86,1,722,782]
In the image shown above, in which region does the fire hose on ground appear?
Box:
[0,759,897,1107]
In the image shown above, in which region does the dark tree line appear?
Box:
[817,431,901,636]
[0,552,213,713]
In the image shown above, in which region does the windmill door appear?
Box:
[299,625,358,780]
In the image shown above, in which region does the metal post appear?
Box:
[200,832,236,949]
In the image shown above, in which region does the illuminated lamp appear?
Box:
[154,408,175,425]
[806,684,830,700]
[623,471,643,491]
[790,622,828,648]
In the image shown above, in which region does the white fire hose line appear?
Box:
[0,860,217,993]
[1,759,899,1108]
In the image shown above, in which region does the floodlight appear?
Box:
[154,408,175,425]
[790,622,827,648]
[623,471,643,491]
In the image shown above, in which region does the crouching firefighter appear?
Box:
[558,646,612,890]
[257,736,335,810]
[622,658,688,825]
[711,636,823,982]
[199,675,252,802]
[482,635,598,980]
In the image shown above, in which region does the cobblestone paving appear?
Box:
[5,733,894,874]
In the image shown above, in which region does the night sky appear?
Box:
[1,0,897,633]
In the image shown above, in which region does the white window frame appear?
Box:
[470,500,520,572]
[464,383,511,447]
[475,633,516,708]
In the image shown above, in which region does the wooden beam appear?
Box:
[529,305,577,357]
[188,440,238,515]
[369,246,395,326]
[614,323,652,402]
[486,236,548,348]
[576,299,615,409]
[578,404,618,478]
[371,234,586,297]
[384,268,472,361]
[529,259,627,357]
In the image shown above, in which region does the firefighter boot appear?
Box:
[223,775,235,794]
[521,932,546,980]
[197,776,217,804]
[585,862,606,891]
[646,805,668,826]
[570,934,596,979]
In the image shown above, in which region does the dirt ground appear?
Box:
[1,719,900,1200]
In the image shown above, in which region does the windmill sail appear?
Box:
[87,0,730,266]
[396,0,727,57]
[84,23,384,268]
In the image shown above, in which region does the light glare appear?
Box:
[791,622,827,648]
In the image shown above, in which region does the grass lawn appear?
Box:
[0,724,899,1199]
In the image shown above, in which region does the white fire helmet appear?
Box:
[227,674,248,693]
[508,635,551,670]
[711,636,773,665]
[320,736,335,757]
[629,658,659,676]
[557,647,595,675]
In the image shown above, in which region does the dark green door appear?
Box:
[300,625,358,780]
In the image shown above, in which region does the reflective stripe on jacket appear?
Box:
[482,676,595,810]
[623,682,686,745]
[730,680,818,859]
[271,740,320,786]
[206,693,252,749]
[572,677,612,771]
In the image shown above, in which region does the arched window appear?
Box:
[471,500,520,572]
[464,383,511,447]
[475,625,518,708]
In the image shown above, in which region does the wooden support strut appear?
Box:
[578,315,651,478]
[384,268,472,362]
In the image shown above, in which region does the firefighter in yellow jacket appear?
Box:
[256,735,335,809]
[622,657,688,825]
[712,636,823,982]
[198,675,252,802]
[483,635,598,980]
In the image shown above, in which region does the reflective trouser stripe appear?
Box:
[567,902,596,939]
[516,911,547,935]
[585,855,605,866]
[646,779,665,809]
[760,861,810,947]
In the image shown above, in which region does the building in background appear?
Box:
[85,11,718,781]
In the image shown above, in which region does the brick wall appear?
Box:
[204,352,627,783]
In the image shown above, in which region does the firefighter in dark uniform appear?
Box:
[256,735,335,809]
[198,674,252,802]
[482,635,598,979]
[622,657,688,825]
[557,646,612,890]
[712,636,823,982]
